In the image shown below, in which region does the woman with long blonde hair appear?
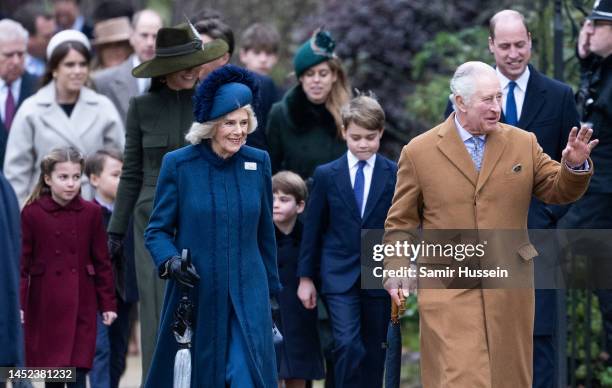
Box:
[266,29,351,179]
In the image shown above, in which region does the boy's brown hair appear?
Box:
[84,148,124,178]
[340,94,385,132]
[272,171,307,204]
[240,23,280,54]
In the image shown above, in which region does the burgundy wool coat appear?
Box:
[20,195,116,368]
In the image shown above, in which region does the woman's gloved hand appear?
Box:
[159,255,200,288]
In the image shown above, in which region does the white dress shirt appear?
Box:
[497,66,530,121]
[347,151,376,216]
[455,114,487,154]
[0,77,21,123]
[133,56,150,94]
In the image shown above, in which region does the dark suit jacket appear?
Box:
[95,200,139,303]
[445,65,580,336]
[0,72,38,170]
[297,153,397,294]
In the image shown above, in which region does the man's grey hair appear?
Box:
[449,61,496,110]
[0,19,29,47]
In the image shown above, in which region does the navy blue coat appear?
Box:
[144,142,282,388]
[96,201,139,303]
[0,172,23,366]
[0,71,38,170]
[297,153,397,295]
[275,222,324,380]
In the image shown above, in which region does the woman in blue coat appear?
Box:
[0,172,23,381]
[144,64,281,388]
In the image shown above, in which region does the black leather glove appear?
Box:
[107,232,124,260]
[159,255,200,288]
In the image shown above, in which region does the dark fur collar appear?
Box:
[283,85,337,135]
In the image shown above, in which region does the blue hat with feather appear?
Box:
[193,64,259,123]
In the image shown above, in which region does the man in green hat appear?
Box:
[107,22,228,384]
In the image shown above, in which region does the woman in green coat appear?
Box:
[106,24,228,382]
[266,29,351,179]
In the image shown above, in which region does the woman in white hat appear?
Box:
[3,29,125,206]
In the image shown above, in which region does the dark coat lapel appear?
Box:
[18,72,38,106]
[332,155,362,223]
[362,157,390,223]
[517,65,545,130]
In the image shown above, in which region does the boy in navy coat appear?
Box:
[297,95,397,388]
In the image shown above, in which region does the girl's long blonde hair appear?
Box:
[25,147,84,206]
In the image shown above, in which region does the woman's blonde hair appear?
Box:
[185,104,258,145]
[25,147,84,206]
[323,57,351,136]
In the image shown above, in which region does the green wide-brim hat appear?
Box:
[132,24,229,78]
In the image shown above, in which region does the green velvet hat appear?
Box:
[132,23,229,78]
[293,28,336,78]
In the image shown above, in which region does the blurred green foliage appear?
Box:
[407,27,491,127]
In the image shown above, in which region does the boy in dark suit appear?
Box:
[297,95,397,388]
[85,149,138,388]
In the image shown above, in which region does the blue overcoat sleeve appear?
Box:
[259,152,282,294]
[297,166,328,279]
[144,153,180,268]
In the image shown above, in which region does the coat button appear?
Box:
[55,249,61,255]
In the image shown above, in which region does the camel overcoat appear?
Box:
[383,113,592,388]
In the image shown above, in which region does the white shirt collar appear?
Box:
[95,194,114,212]
[347,150,376,169]
[132,55,142,68]
[496,66,530,92]
[71,15,85,32]
[454,113,486,142]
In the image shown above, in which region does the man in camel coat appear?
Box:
[383,61,597,388]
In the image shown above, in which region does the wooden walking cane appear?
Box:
[391,289,407,324]
[385,289,407,388]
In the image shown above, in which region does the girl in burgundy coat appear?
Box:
[19,147,116,388]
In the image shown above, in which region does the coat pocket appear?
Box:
[517,243,539,261]
[86,264,96,275]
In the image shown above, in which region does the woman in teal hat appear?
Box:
[266,29,351,179]
[106,23,229,381]
[144,64,281,388]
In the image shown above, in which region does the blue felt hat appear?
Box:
[193,64,259,122]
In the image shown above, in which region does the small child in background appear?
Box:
[20,147,116,388]
[239,22,280,76]
[85,149,139,388]
[272,171,324,388]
